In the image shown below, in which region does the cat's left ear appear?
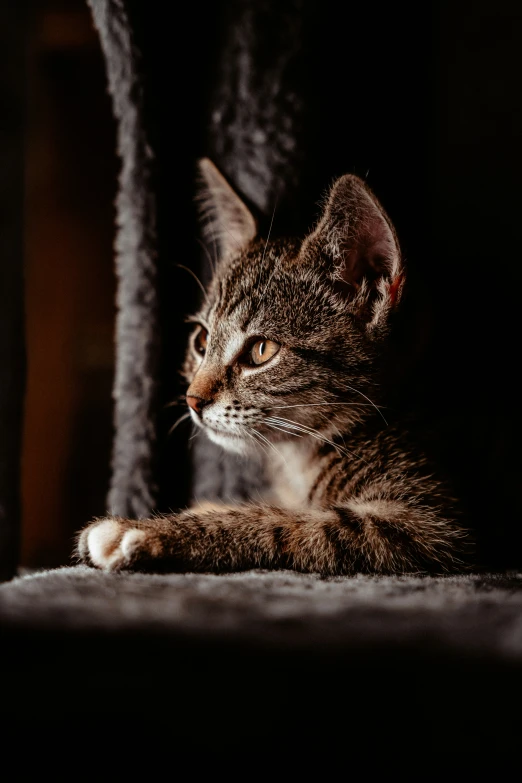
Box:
[197,158,257,260]
[302,174,404,329]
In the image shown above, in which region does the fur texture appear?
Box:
[87,0,159,519]
[3,566,522,766]
[2,567,522,654]
[77,161,468,575]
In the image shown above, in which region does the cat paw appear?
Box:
[77,517,151,571]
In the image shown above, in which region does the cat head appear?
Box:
[184,158,404,454]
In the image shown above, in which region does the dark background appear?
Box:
[21,0,116,566]
[18,0,522,567]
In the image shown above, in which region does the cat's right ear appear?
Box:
[301,174,404,328]
[196,158,257,259]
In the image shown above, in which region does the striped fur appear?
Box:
[77,161,469,575]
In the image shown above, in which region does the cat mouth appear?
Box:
[191,413,250,441]
[204,425,252,455]
[192,415,242,436]
[206,424,241,437]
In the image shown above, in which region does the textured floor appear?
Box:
[2,566,522,657]
[2,566,522,765]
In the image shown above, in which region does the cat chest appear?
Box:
[270,444,330,509]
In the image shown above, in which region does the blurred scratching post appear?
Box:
[86,0,312,510]
[87,0,160,518]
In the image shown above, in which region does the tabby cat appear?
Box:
[77,159,467,574]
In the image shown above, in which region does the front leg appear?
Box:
[76,498,466,575]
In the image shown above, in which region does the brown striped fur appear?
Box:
[76,160,468,575]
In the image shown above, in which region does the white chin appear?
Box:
[205,428,252,455]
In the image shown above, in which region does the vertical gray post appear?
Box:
[87,0,160,519]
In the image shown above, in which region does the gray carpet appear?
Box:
[0,566,522,768]
[1,566,522,658]
[2,566,522,767]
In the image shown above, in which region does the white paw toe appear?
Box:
[120,529,147,560]
[87,518,124,569]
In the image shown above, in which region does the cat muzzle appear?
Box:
[186,395,208,416]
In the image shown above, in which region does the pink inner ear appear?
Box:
[388,273,403,306]
[340,246,382,290]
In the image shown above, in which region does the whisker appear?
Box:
[265,419,322,448]
[343,383,388,425]
[211,230,220,271]
[188,428,201,443]
[176,264,210,304]
[261,199,277,268]
[220,224,247,254]
[266,415,368,464]
[259,198,277,280]
[264,421,304,440]
[257,198,278,299]
[248,429,272,459]
[252,426,288,465]
[267,417,336,445]
[168,412,191,436]
[267,402,385,410]
[197,237,216,277]
[164,396,187,409]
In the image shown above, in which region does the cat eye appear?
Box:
[250,339,280,366]
[194,326,208,356]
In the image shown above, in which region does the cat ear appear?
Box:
[302,174,404,327]
[197,158,257,259]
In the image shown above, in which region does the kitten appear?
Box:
[77,159,468,575]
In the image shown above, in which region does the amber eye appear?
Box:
[250,339,280,366]
[194,326,208,356]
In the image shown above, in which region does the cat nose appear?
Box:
[186,395,209,415]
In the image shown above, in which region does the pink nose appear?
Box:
[186,395,205,415]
